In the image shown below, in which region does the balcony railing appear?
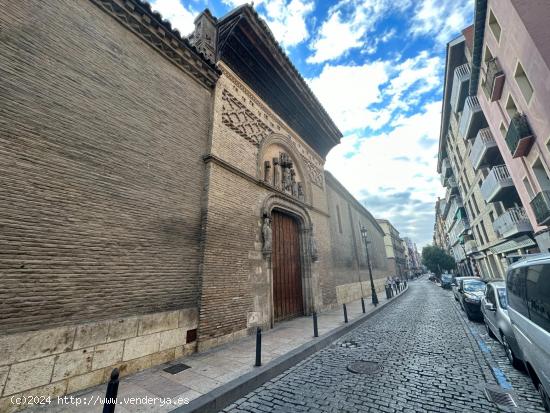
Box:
[492,207,533,238]
[506,113,535,158]
[441,157,451,178]
[459,96,487,140]
[450,63,471,113]
[464,239,478,254]
[469,128,498,170]
[482,58,505,101]
[446,176,458,192]
[454,217,470,237]
[531,190,550,225]
[480,165,514,203]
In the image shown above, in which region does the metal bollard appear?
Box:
[343,304,348,323]
[385,286,391,299]
[255,327,262,367]
[313,312,319,337]
[103,368,119,413]
[361,297,366,314]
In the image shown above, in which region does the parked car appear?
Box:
[457,278,486,321]
[481,281,523,368]
[506,255,550,411]
[452,276,476,301]
[441,273,453,289]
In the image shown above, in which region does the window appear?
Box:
[485,284,495,305]
[524,177,535,199]
[480,221,489,242]
[483,45,494,65]
[514,62,534,103]
[507,267,529,318]
[488,9,502,42]
[526,264,550,333]
[505,95,518,119]
[472,195,480,215]
[500,122,508,138]
[336,205,343,234]
[532,158,550,192]
[497,288,508,309]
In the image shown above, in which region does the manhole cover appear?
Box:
[340,340,360,348]
[163,363,190,374]
[485,386,517,409]
[347,360,380,374]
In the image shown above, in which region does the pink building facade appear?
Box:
[474,0,550,251]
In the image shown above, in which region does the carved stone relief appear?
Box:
[262,215,272,256]
[218,70,325,188]
[262,148,305,202]
[221,89,272,146]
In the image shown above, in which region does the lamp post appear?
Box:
[360,225,378,306]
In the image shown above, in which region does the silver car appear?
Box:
[481,281,523,368]
[452,276,476,301]
[506,255,550,411]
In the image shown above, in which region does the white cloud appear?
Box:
[325,101,445,247]
[307,50,442,133]
[223,0,314,48]
[149,0,196,35]
[308,61,391,132]
[307,11,366,63]
[308,0,411,64]
[410,0,474,43]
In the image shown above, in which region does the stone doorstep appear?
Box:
[172,286,409,413]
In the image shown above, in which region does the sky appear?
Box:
[150,0,474,249]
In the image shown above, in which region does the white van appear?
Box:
[506,255,550,411]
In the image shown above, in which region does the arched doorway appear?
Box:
[271,209,304,322]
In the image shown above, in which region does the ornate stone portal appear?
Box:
[262,149,305,202]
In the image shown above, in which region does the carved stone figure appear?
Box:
[282,166,292,193]
[297,182,305,201]
[272,157,281,190]
[310,229,318,262]
[262,216,272,254]
[291,169,298,197]
[264,160,271,183]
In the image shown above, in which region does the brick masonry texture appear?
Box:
[0,0,211,334]
[0,0,392,404]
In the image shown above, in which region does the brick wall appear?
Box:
[0,0,212,334]
[325,173,390,303]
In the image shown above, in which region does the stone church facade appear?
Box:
[0,0,390,406]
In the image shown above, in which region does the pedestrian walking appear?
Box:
[396,277,401,292]
[385,276,393,298]
[391,276,397,295]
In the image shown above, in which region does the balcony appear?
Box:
[480,165,515,203]
[469,128,499,170]
[506,113,535,158]
[454,217,470,237]
[459,96,487,140]
[482,58,505,102]
[531,190,550,225]
[493,207,533,238]
[441,157,451,178]
[447,198,463,225]
[464,239,478,254]
[450,63,471,113]
[446,176,458,193]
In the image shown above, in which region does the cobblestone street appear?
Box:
[224,277,546,412]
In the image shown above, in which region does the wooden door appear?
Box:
[272,210,303,322]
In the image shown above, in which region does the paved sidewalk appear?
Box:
[22,286,409,413]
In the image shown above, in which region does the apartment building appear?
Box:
[433,198,448,250]
[436,23,536,279]
[472,0,550,252]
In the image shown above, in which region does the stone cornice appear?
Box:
[90,0,219,89]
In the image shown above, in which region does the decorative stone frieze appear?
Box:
[219,64,325,188]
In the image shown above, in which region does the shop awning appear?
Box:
[489,235,536,254]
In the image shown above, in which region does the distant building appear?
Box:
[377,219,407,279]
[403,237,421,276]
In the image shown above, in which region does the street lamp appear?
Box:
[360,225,379,306]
